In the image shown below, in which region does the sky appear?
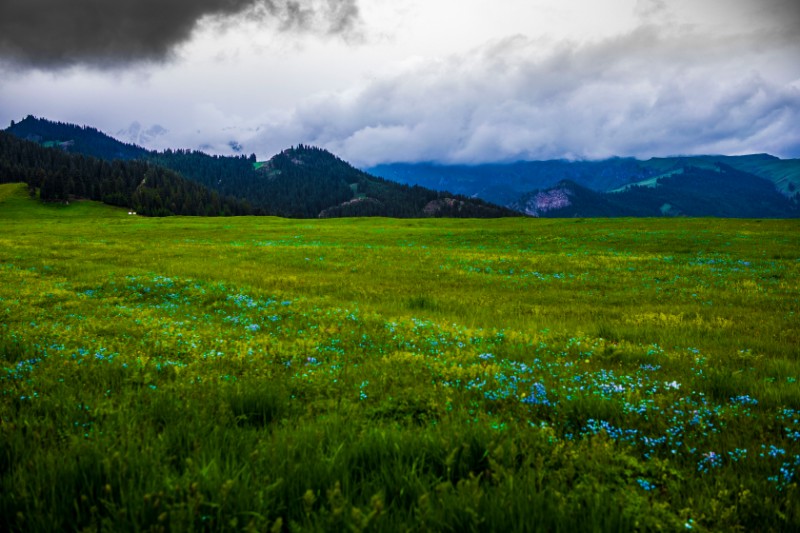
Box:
[1,0,799,166]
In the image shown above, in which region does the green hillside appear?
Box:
[0,182,25,203]
[0,182,129,218]
[716,155,800,197]
[634,154,800,198]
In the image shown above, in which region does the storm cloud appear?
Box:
[0,0,361,69]
[2,0,798,165]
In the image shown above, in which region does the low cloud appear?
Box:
[246,5,800,165]
[0,0,361,69]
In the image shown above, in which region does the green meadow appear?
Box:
[1,182,799,531]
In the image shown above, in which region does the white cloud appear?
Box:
[240,5,800,165]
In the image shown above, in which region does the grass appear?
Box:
[1,182,799,531]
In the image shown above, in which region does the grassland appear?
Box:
[1,182,799,531]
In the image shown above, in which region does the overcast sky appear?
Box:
[1,0,798,165]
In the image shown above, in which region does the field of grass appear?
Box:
[1,182,799,531]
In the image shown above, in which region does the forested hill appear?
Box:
[148,144,518,217]
[254,145,519,218]
[0,131,251,216]
[5,117,519,218]
[7,116,149,161]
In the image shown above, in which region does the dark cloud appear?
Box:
[743,0,800,28]
[757,0,800,45]
[0,0,360,69]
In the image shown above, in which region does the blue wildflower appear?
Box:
[636,478,656,491]
[521,382,550,406]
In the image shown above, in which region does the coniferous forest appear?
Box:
[0,131,251,216]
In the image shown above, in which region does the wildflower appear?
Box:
[730,395,758,406]
[600,382,625,394]
[727,448,747,461]
[768,445,785,458]
[521,382,550,406]
[697,451,722,473]
[636,478,656,491]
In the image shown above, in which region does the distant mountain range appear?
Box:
[368,154,800,218]
[5,115,799,218]
[4,116,516,218]
[510,165,797,218]
[368,159,649,206]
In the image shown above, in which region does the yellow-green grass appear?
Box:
[1,182,799,531]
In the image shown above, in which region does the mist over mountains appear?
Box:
[117,122,169,148]
[4,115,799,218]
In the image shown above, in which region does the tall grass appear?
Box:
[1,182,799,531]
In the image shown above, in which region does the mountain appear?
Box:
[256,145,518,218]
[510,180,637,217]
[8,115,149,161]
[4,116,518,219]
[367,159,648,206]
[514,165,798,218]
[628,154,800,200]
[368,155,800,217]
[0,130,251,216]
[9,115,797,218]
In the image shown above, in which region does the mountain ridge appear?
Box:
[514,165,798,218]
[7,115,799,218]
[367,154,800,218]
[4,116,518,219]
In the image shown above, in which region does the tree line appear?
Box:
[0,131,251,216]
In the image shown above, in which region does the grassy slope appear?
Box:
[1,188,799,531]
[724,157,800,197]
[635,155,800,197]
[0,183,129,219]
